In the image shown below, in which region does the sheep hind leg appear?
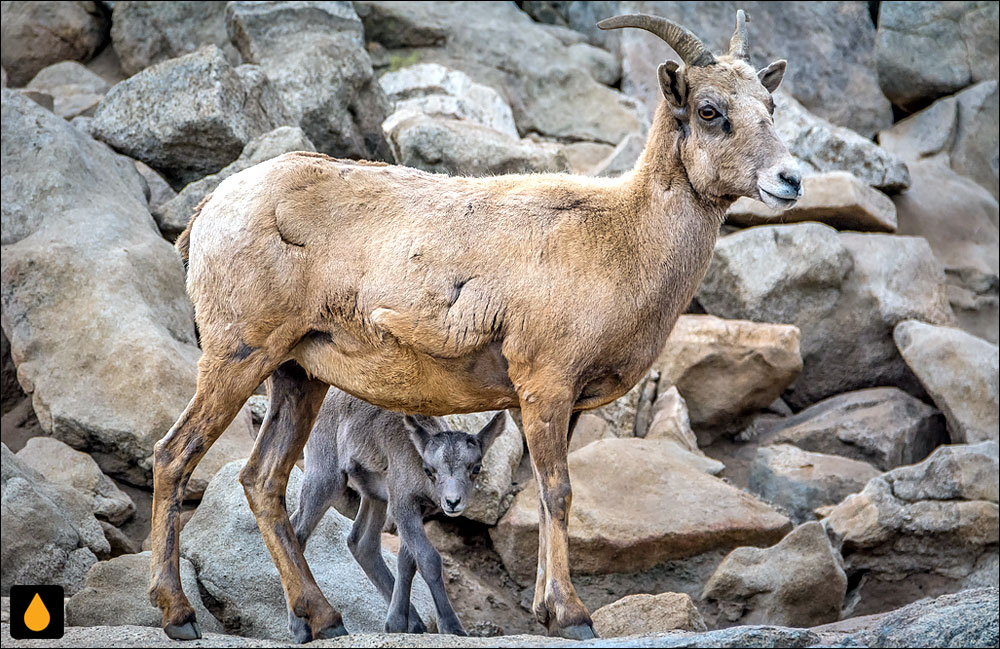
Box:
[150,348,280,640]
[238,361,341,643]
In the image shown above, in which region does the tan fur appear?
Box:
[156,16,798,642]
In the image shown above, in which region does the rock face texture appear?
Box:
[0,1,109,87]
[617,1,892,138]
[1,444,108,596]
[644,386,725,475]
[90,46,285,188]
[591,592,707,637]
[1,87,254,488]
[699,224,955,409]
[876,2,999,112]
[25,61,108,119]
[703,522,847,628]
[180,461,437,640]
[492,438,791,583]
[824,442,999,617]
[226,1,391,162]
[894,321,999,445]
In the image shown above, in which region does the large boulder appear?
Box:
[110,1,238,77]
[226,1,392,162]
[591,592,707,637]
[698,223,955,409]
[651,315,802,439]
[0,1,108,87]
[754,387,948,471]
[25,61,108,120]
[65,551,223,633]
[180,460,436,640]
[703,521,847,628]
[491,438,791,583]
[1,444,107,595]
[824,442,999,617]
[748,444,880,524]
[894,321,999,445]
[90,46,285,188]
[617,1,892,138]
[354,1,646,145]
[440,410,523,526]
[1,87,254,487]
[15,437,134,526]
[154,126,317,238]
[726,172,898,232]
[876,2,999,113]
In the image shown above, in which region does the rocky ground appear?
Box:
[1,1,998,647]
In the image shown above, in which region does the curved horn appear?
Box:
[598,14,715,67]
[728,9,750,61]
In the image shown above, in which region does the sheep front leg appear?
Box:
[521,394,595,640]
[393,503,466,635]
[385,543,419,633]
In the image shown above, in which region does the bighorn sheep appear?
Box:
[150,10,801,641]
[288,389,506,639]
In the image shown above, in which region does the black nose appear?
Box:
[445,498,461,509]
[779,169,802,194]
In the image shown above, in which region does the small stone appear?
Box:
[592,592,707,637]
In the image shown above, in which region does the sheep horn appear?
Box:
[598,14,716,67]
[728,9,750,61]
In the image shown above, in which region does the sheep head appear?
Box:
[600,10,802,209]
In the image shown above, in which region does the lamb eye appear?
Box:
[423,467,434,478]
[698,106,718,120]
[471,464,482,476]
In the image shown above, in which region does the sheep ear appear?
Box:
[758,59,786,93]
[476,411,507,453]
[658,61,687,113]
[404,416,431,455]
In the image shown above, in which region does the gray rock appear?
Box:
[91,46,285,188]
[894,320,999,445]
[1,443,106,595]
[876,2,999,112]
[698,224,955,409]
[703,522,847,628]
[618,1,892,138]
[180,460,437,640]
[386,115,569,177]
[824,442,999,617]
[748,445,880,524]
[591,132,644,178]
[755,387,948,472]
[566,41,621,87]
[15,437,135,526]
[0,1,109,87]
[440,410,523,526]
[25,61,108,119]
[65,551,223,632]
[226,1,392,161]
[110,1,238,77]
[773,90,910,193]
[154,126,316,237]
[132,160,176,213]
[559,141,615,175]
[1,87,254,487]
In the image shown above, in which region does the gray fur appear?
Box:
[289,388,505,636]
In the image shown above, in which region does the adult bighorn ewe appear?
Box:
[150,10,801,642]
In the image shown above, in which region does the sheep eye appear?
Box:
[423,467,434,478]
[471,464,482,476]
[698,106,718,121]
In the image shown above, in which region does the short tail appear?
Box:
[175,193,213,262]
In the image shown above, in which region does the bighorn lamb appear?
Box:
[150,10,801,642]
[288,389,506,639]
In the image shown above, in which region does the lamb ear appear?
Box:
[758,59,786,93]
[476,411,507,454]
[658,61,687,113]
[404,415,431,455]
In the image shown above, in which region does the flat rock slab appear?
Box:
[492,438,791,583]
[726,172,897,232]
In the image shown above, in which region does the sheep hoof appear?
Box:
[164,620,201,641]
[314,622,348,639]
[555,623,597,640]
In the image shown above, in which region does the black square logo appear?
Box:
[9,585,65,639]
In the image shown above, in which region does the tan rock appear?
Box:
[568,413,612,453]
[645,387,724,475]
[726,172,897,232]
[558,141,614,175]
[652,315,802,438]
[703,521,846,628]
[592,592,706,637]
[491,438,791,583]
